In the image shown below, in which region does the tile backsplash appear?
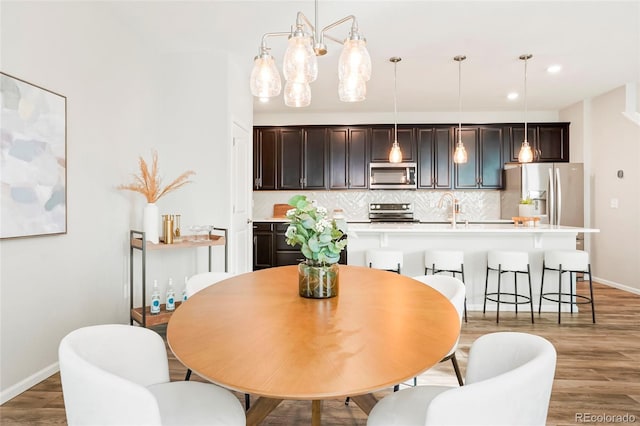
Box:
[253,190,501,222]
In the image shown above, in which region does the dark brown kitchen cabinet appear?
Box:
[505,123,569,163]
[537,124,569,162]
[253,222,347,270]
[302,127,328,189]
[252,222,274,270]
[328,127,369,189]
[278,128,304,189]
[253,128,278,190]
[370,126,416,163]
[454,126,503,189]
[255,127,328,190]
[417,126,452,189]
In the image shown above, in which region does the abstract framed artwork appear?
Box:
[1,72,67,239]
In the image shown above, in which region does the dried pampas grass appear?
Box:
[117,150,195,203]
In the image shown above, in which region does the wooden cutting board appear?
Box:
[273,204,291,218]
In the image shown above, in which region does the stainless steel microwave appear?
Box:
[369,162,417,189]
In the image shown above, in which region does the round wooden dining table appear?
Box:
[167,265,459,426]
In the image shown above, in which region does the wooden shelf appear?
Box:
[131,234,225,250]
[131,302,183,327]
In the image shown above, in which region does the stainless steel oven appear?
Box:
[369,203,416,222]
[369,163,417,189]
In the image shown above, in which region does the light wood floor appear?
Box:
[1,282,639,425]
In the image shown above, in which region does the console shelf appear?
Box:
[129,228,227,327]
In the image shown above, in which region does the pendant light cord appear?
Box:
[524,55,528,142]
[394,60,398,143]
[458,58,462,143]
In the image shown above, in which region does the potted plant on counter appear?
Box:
[519,197,535,217]
[285,195,348,299]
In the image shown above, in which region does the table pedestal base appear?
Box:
[245,394,378,425]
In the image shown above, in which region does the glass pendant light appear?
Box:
[338,35,371,82]
[282,29,318,84]
[388,57,403,163]
[250,49,282,102]
[453,55,468,164]
[284,80,311,107]
[338,73,366,102]
[518,54,534,163]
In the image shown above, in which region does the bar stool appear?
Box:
[424,250,467,322]
[366,249,403,274]
[483,251,534,323]
[539,250,595,324]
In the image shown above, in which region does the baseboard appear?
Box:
[0,362,59,405]
[593,276,640,295]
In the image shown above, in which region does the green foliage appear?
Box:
[285,195,348,265]
[520,197,534,205]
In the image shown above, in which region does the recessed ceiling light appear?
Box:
[547,64,562,74]
[507,92,519,100]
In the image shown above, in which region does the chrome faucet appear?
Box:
[437,192,460,228]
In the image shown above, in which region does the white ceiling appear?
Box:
[110,1,640,115]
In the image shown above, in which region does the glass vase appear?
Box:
[298,261,339,299]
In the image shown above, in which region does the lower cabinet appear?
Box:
[253,222,347,270]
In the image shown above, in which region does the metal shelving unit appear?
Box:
[129,228,227,327]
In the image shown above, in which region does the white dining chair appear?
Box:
[59,324,246,426]
[367,332,557,426]
[185,271,234,298]
[411,274,466,386]
[366,249,403,273]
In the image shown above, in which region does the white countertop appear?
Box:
[348,222,600,234]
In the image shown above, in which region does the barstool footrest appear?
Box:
[540,293,593,304]
[485,292,532,305]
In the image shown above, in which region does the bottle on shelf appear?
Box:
[150,279,161,315]
[166,278,176,311]
[182,276,188,302]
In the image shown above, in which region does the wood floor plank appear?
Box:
[1,282,638,425]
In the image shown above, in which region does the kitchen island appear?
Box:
[347,222,600,312]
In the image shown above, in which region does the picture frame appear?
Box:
[1,72,67,239]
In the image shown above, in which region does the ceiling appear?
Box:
[110,1,640,116]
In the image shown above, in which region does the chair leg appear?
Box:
[570,271,575,314]
[450,353,464,386]
[539,262,546,314]
[588,264,596,323]
[483,266,490,314]
[245,394,250,411]
[514,271,519,315]
[496,265,502,323]
[461,265,467,322]
[185,368,192,381]
[558,264,563,324]
[527,264,534,324]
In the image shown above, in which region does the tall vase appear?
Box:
[143,203,159,244]
[298,261,339,299]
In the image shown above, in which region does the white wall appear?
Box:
[0,2,244,402]
[561,85,640,294]
[254,110,559,126]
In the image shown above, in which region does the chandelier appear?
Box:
[249,0,371,108]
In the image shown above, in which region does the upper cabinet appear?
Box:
[254,127,328,190]
[328,127,369,189]
[416,126,452,189]
[454,126,503,189]
[370,125,416,163]
[253,127,278,190]
[504,123,570,163]
[254,122,569,191]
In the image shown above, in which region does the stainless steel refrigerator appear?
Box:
[501,163,584,249]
